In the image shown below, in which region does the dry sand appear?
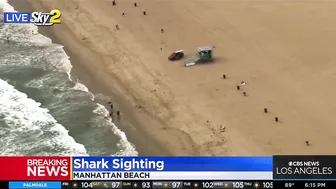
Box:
[16,0,336,155]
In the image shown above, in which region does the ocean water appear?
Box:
[0,0,138,156]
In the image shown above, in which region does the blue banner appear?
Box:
[9,182,61,189]
[4,12,31,24]
[72,156,272,172]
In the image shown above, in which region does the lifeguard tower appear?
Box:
[184,46,214,67]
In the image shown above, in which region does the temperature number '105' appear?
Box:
[232,182,244,188]
[263,182,273,188]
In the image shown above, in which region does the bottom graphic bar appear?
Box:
[62,180,336,189]
[3,180,336,189]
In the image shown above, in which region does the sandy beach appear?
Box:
[12,0,336,155]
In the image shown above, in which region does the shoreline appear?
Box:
[8,0,336,156]
[9,0,183,156]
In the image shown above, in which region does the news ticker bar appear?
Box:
[3,180,336,189]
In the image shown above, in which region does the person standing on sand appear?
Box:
[305,141,310,146]
[220,125,226,132]
[117,110,120,118]
[108,101,114,111]
[109,102,114,117]
[112,0,116,6]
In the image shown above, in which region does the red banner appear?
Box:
[0,156,71,180]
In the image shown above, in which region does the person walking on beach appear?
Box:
[117,110,121,119]
[112,0,116,6]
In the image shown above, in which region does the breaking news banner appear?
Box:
[0,156,272,181]
[0,157,70,181]
[71,156,272,180]
[0,156,336,181]
[273,155,336,180]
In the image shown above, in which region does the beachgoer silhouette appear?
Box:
[112,0,116,6]
[134,3,137,7]
[117,110,120,118]
[219,125,226,132]
[305,141,310,146]
[161,29,164,33]
[143,11,147,15]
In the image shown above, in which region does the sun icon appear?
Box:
[254,183,260,188]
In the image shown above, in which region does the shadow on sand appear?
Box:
[182,56,229,67]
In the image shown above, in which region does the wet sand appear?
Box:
[11,0,336,155]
